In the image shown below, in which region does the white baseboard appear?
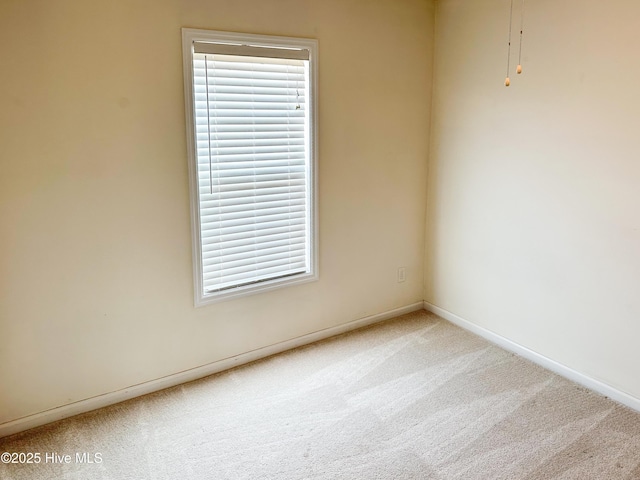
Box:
[423,301,640,414]
[0,302,424,439]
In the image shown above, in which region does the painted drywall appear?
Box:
[426,0,640,399]
[0,0,434,424]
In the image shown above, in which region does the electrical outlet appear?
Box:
[397,267,406,283]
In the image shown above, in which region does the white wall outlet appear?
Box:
[397,267,406,283]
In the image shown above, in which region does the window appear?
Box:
[182,29,318,305]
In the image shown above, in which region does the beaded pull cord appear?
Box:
[505,0,514,86]
[505,0,526,87]
[517,0,525,75]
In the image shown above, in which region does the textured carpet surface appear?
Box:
[2,310,640,479]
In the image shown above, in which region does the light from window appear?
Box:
[182,29,318,305]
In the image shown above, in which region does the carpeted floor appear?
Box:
[2,310,640,479]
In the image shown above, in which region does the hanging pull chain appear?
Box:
[517,0,525,74]
[505,0,514,86]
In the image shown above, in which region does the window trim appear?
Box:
[181,28,319,306]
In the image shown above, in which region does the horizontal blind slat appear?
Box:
[202,218,305,237]
[202,236,306,261]
[201,227,306,246]
[203,247,307,271]
[201,196,305,214]
[199,186,307,204]
[201,225,306,251]
[204,266,307,293]
[198,180,306,193]
[201,217,306,237]
[203,256,307,281]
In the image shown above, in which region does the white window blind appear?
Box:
[191,42,312,295]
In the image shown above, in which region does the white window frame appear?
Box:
[182,28,319,306]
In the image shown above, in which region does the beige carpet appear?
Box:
[2,310,640,479]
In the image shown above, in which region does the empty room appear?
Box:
[1,0,640,478]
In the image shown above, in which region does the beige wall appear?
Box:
[0,0,434,424]
[427,0,640,398]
